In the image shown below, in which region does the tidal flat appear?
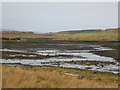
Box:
[1,40,120,88]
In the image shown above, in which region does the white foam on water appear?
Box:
[9,54,37,57]
[0,48,25,52]
[94,47,115,51]
[1,51,116,63]
[1,58,119,74]
[0,46,118,74]
[64,50,92,53]
[35,49,116,62]
[77,53,115,62]
[37,50,59,53]
[63,73,79,76]
[3,48,115,63]
[53,63,119,74]
[51,44,85,46]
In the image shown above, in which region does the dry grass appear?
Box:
[2,66,118,88]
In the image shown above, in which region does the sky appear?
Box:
[2,2,118,33]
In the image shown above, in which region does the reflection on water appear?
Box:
[1,43,119,74]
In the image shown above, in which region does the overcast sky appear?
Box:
[2,2,118,33]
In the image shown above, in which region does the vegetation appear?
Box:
[1,37,21,40]
[1,28,119,88]
[2,66,119,88]
[1,28,119,41]
[54,29,118,41]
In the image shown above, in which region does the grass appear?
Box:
[2,66,119,88]
[2,28,119,41]
[54,30,118,41]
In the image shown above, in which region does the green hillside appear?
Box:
[1,28,119,41]
[54,28,119,41]
[57,29,102,34]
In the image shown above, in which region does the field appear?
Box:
[2,66,119,88]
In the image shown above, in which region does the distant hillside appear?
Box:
[1,28,119,41]
[57,29,102,34]
[54,28,119,41]
[1,31,35,35]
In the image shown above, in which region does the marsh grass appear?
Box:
[2,66,118,88]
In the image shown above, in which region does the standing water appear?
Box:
[1,41,119,74]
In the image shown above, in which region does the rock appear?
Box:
[78,75,84,79]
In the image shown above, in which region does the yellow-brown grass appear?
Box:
[2,66,118,88]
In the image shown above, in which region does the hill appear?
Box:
[53,28,119,41]
[1,31,35,35]
[1,28,119,41]
[57,29,102,34]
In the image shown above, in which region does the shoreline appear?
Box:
[2,63,119,75]
[2,39,120,43]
